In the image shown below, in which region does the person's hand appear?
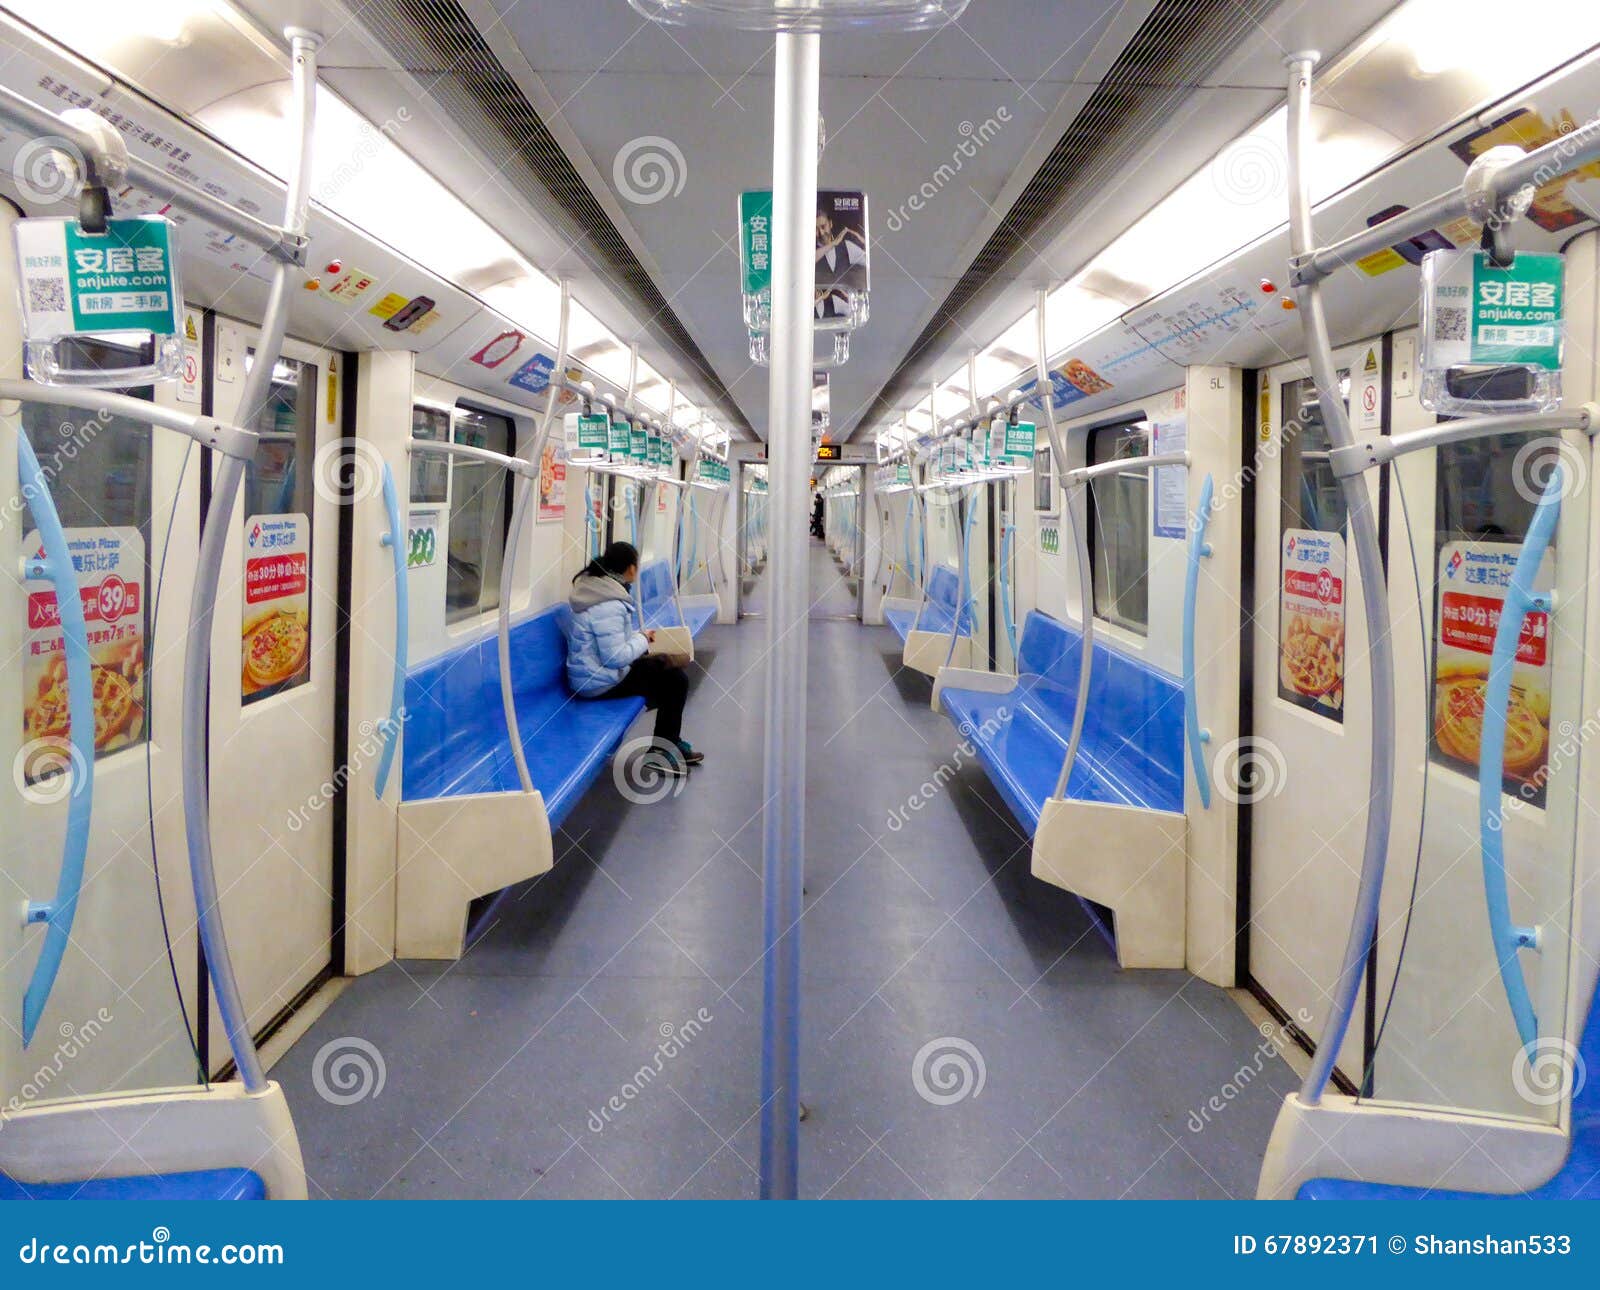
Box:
[644,630,657,643]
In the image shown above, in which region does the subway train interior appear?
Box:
[2,0,1600,1219]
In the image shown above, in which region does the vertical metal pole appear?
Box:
[759,26,819,1202]
[1284,53,1395,1104]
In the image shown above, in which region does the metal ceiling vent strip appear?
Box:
[352,0,747,431]
[861,0,1276,430]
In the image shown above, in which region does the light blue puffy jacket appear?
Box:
[565,571,648,696]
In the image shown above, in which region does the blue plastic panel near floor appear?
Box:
[272,541,1295,1198]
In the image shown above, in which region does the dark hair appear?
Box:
[575,540,639,582]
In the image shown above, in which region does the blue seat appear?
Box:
[402,604,645,831]
[939,610,1183,833]
[0,1168,266,1200]
[638,560,715,636]
[885,565,971,644]
[1297,986,1600,1200]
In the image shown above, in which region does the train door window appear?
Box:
[1430,434,1556,805]
[410,404,450,504]
[1032,440,1055,513]
[241,352,317,703]
[1277,373,1349,722]
[19,336,154,764]
[1085,421,1148,635]
[447,405,513,623]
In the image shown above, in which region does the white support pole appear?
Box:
[1285,52,1395,1104]
[759,25,819,1203]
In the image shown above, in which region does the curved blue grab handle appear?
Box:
[18,434,96,1047]
[1479,464,1562,1052]
[373,462,407,800]
[1184,474,1215,810]
[999,519,1017,662]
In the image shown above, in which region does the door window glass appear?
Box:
[19,337,153,765]
[447,406,513,623]
[240,353,316,703]
[1277,374,1350,721]
[1086,421,1149,634]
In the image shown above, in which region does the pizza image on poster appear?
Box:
[1433,541,1552,804]
[242,514,311,703]
[1278,528,1345,719]
[22,527,147,775]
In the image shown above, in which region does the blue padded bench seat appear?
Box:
[0,1168,265,1200]
[939,609,1183,832]
[638,560,715,636]
[885,565,971,644]
[1298,983,1600,1201]
[403,604,644,830]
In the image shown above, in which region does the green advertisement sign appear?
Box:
[15,215,182,341]
[1426,250,1564,371]
[629,425,648,463]
[1005,421,1037,460]
[576,413,609,450]
[739,191,773,297]
[609,418,631,456]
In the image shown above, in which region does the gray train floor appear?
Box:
[272,540,1296,1198]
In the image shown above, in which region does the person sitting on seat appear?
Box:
[566,541,702,774]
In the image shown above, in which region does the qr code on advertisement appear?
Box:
[26,277,65,314]
[1434,306,1468,341]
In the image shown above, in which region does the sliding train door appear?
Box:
[1247,338,1389,1086]
[3,325,206,1110]
[203,320,341,1068]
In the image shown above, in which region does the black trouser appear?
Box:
[596,655,688,745]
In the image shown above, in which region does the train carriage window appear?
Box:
[1277,373,1350,723]
[447,406,514,623]
[1430,433,1557,806]
[409,405,450,504]
[1085,421,1149,635]
[240,353,317,705]
[19,337,154,766]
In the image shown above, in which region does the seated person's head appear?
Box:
[598,541,639,584]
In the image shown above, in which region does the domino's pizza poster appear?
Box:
[1278,528,1346,721]
[22,526,146,778]
[1433,541,1552,806]
[241,513,311,705]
